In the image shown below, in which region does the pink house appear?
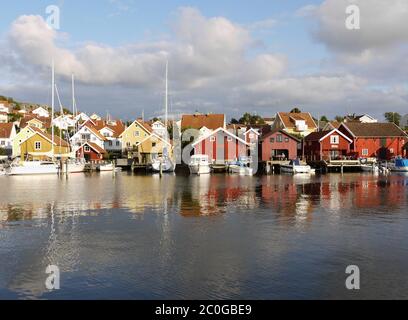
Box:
[192,127,251,163]
[260,130,300,161]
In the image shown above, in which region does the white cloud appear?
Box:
[1,5,408,119]
[314,0,408,52]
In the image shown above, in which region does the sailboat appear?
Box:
[61,74,86,173]
[7,60,60,176]
[152,60,176,173]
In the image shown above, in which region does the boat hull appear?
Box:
[228,165,254,176]
[7,162,59,176]
[152,159,175,172]
[189,164,211,175]
[280,164,312,174]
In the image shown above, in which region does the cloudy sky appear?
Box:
[0,0,407,121]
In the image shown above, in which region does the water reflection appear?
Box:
[1,173,408,223]
[1,172,408,299]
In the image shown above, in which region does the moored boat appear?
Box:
[97,162,114,172]
[189,155,211,175]
[280,159,314,174]
[152,155,175,173]
[389,158,408,172]
[6,160,60,176]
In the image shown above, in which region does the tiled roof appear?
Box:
[83,141,106,154]
[20,115,51,129]
[277,112,317,129]
[304,130,332,141]
[94,119,126,137]
[181,114,225,130]
[84,123,108,141]
[341,122,408,137]
[0,123,14,138]
[30,126,70,147]
[261,129,301,142]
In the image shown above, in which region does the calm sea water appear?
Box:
[1,172,408,300]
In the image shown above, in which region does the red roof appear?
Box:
[0,123,14,138]
[19,115,51,129]
[181,114,225,130]
[82,141,106,154]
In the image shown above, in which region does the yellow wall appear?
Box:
[19,133,70,160]
[12,128,36,158]
[138,136,172,155]
[121,121,150,150]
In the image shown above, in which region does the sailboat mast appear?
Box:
[51,59,55,157]
[165,60,168,130]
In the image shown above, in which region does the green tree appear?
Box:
[290,107,301,113]
[238,112,265,125]
[320,116,329,122]
[230,118,239,124]
[335,115,344,123]
[0,147,6,156]
[384,112,401,126]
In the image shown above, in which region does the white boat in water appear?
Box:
[389,158,408,172]
[66,160,87,173]
[360,164,379,173]
[189,155,211,175]
[229,163,254,176]
[97,162,114,172]
[228,157,254,176]
[280,159,314,174]
[7,160,60,176]
[152,156,175,173]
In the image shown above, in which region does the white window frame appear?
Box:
[84,145,90,152]
[35,141,41,150]
[362,149,369,156]
[134,131,140,137]
[210,136,216,142]
[227,136,233,142]
[330,135,340,145]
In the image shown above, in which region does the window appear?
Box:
[126,142,131,147]
[362,149,369,156]
[277,134,283,143]
[81,134,91,140]
[210,136,216,142]
[285,138,289,143]
[84,146,90,152]
[134,131,140,137]
[0,140,5,146]
[35,141,41,150]
[227,136,232,142]
[152,142,157,148]
[390,148,394,154]
[109,141,113,146]
[330,135,340,144]
[116,141,120,146]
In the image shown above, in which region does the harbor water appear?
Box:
[1,172,408,299]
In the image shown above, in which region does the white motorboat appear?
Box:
[66,160,87,173]
[229,163,254,176]
[280,159,314,174]
[97,162,114,172]
[360,164,379,173]
[228,157,254,176]
[7,160,59,176]
[189,155,211,175]
[152,155,175,173]
[388,158,408,172]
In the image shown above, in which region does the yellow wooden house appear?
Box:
[134,133,172,164]
[12,126,37,158]
[19,127,71,160]
[119,120,153,152]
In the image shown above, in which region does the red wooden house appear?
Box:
[303,129,352,161]
[338,122,408,160]
[76,142,106,163]
[192,127,251,163]
[260,130,300,161]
